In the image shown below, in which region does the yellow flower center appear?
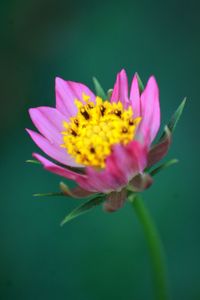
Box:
[61,94,141,168]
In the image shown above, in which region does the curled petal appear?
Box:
[111,69,129,107]
[55,77,96,118]
[129,173,153,192]
[104,189,127,212]
[26,129,82,167]
[59,182,95,199]
[130,73,141,118]
[147,126,172,168]
[29,107,66,144]
[33,153,86,181]
[137,76,160,145]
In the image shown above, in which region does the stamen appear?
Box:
[100,105,106,116]
[74,119,79,126]
[122,127,128,133]
[114,109,121,117]
[87,103,94,109]
[69,128,77,136]
[90,147,95,153]
[129,119,134,126]
[80,107,90,120]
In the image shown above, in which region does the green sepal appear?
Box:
[136,73,144,93]
[33,192,63,197]
[60,195,105,226]
[164,97,186,136]
[26,159,41,165]
[150,158,179,176]
[92,77,107,100]
[107,89,113,100]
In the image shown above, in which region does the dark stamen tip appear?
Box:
[129,119,134,125]
[90,147,95,153]
[74,119,79,126]
[122,127,128,133]
[69,129,77,136]
[114,109,121,117]
[80,108,90,120]
[87,103,94,109]
[100,105,106,116]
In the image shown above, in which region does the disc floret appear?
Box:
[61,95,141,168]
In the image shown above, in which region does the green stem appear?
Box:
[129,194,170,300]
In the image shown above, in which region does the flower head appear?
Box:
[27,69,183,216]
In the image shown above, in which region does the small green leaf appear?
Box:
[60,195,105,226]
[26,159,41,164]
[33,192,63,197]
[150,159,179,176]
[167,97,187,134]
[136,73,144,93]
[93,77,107,100]
[158,98,186,142]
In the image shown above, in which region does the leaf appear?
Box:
[92,77,107,100]
[136,73,144,93]
[150,159,179,176]
[166,97,187,134]
[26,159,41,165]
[60,195,105,226]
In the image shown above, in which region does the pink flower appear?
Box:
[27,69,171,212]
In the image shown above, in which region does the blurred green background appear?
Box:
[0,0,199,299]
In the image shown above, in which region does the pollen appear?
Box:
[61,94,141,168]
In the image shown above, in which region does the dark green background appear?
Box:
[0,0,199,299]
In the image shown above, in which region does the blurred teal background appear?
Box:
[0,0,199,299]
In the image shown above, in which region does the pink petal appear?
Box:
[55,77,96,117]
[82,162,127,193]
[33,153,85,181]
[77,141,148,193]
[26,129,82,167]
[104,189,127,212]
[130,73,141,118]
[111,69,129,107]
[137,76,160,146]
[109,141,148,182]
[29,107,66,145]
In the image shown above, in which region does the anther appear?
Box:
[122,127,128,133]
[114,109,121,117]
[90,147,95,153]
[82,155,89,162]
[80,107,90,120]
[87,103,94,109]
[69,128,77,136]
[74,119,79,126]
[129,119,134,126]
[100,105,106,116]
